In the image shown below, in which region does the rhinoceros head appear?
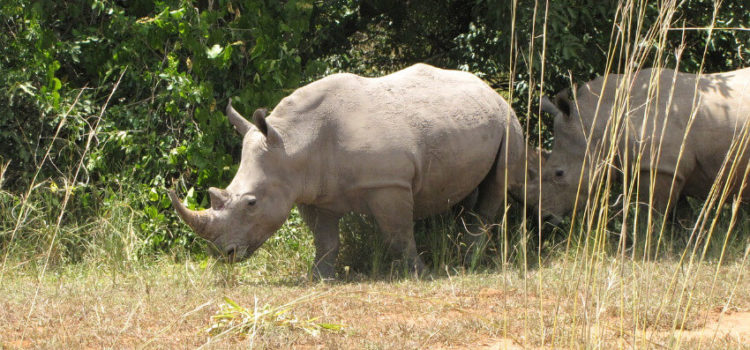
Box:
[527,92,590,223]
[170,101,296,262]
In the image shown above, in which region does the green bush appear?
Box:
[1,0,325,255]
[1,0,748,264]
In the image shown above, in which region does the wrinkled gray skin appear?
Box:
[529,67,750,222]
[170,64,526,279]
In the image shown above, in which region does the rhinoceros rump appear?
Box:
[530,67,750,221]
[171,64,526,278]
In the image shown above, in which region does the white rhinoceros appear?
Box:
[531,67,750,221]
[170,63,526,278]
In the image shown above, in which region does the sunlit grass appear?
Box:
[1,253,748,348]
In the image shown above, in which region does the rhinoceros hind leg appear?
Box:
[367,188,425,276]
[299,204,342,281]
[462,174,506,266]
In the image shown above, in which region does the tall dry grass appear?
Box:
[511,0,750,347]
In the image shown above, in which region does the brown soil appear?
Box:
[666,310,750,345]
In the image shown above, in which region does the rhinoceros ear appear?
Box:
[226,99,253,136]
[252,108,269,134]
[553,89,572,118]
[539,148,551,163]
[252,108,281,145]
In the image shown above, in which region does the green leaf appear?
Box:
[223,297,243,310]
[148,187,159,201]
[318,323,343,331]
[145,205,158,219]
[206,44,223,59]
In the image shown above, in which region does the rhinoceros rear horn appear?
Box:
[541,96,563,118]
[541,96,558,114]
[208,187,228,210]
[541,93,571,121]
[226,99,253,136]
[527,147,549,180]
[538,147,551,163]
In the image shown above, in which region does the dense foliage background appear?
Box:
[1,0,748,260]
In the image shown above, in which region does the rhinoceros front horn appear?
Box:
[168,190,214,240]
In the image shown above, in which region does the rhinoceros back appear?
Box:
[267,64,513,218]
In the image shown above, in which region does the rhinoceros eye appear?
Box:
[240,193,257,207]
[555,170,564,178]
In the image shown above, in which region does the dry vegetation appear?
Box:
[2,253,749,349]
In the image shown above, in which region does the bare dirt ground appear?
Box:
[1,258,748,349]
[660,309,750,346]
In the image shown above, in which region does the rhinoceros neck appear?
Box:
[263,115,326,205]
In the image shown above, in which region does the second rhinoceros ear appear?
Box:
[226,99,253,136]
[553,88,573,119]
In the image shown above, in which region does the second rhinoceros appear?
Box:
[170,63,525,279]
[531,67,750,222]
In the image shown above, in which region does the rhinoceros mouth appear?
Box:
[216,243,260,263]
[541,213,564,226]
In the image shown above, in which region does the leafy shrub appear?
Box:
[1,0,748,263]
[1,0,325,255]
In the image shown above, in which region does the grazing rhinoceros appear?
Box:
[170,63,526,279]
[529,67,750,222]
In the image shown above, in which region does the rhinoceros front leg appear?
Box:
[637,170,685,216]
[367,188,425,275]
[298,205,341,280]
